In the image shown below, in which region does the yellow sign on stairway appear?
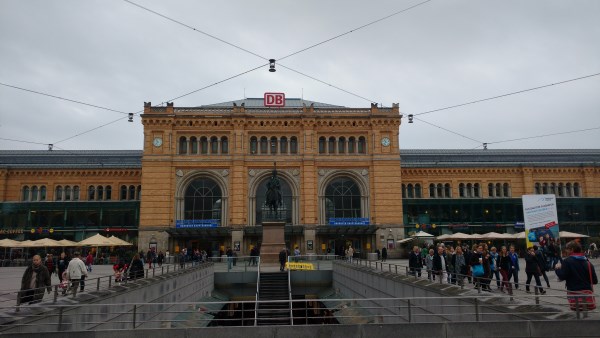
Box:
[285,262,314,270]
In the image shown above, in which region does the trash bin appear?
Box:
[367,252,378,261]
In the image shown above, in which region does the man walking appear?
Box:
[66,252,88,294]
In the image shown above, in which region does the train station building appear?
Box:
[1,97,599,257]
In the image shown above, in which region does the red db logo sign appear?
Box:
[264,92,285,107]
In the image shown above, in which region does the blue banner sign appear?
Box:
[329,218,369,226]
[514,222,525,229]
[176,219,219,228]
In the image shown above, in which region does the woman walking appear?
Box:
[525,247,546,294]
[498,246,513,295]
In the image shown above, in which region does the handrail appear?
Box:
[0,294,595,332]
[253,256,260,326]
[9,261,213,310]
[344,258,580,303]
[288,256,293,325]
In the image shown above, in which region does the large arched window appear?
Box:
[290,137,298,154]
[328,137,336,154]
[574,183,581,197]
[534,183,541,195]
[56,186,63,201]
[105,185,112,200]
[459,183,466,198]
[73,186,79,201]
[250,136,258,154]
[318,137,326,154]
[97,185,104,200]
[184,178,222,223]
[348,137,356,153]
[221,137,229,154]
[415,184,422,198]
[255,176,293,225]
[31,186,39,201]
[65,186,72,201]
[280,137,288,154]
[120,185,127,200]
[179,136,187,155]
[22,186,30,201]
[40,186,47,201]
[357,137,366,154]
[338,137,346,154]
[407,184,414,198]
[88,186,95,201]
[260,137,268,154]
[136,185,142,200]
[270,137,278,154]
[128,185,136,200]
[324,177,362,222]
[190,137,198,154]
[210,136,219,154]
[200,137,208,154]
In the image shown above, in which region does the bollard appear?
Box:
[152,268,155,278]
[145,269,149,278]
[167,265,170,274]
[109,275,112,288]
[575,297,581,320]
[395,265,398,274]
[97,278,101,291]
[53,285,59,303]
[388,264,391,272]
[162,266,164,276]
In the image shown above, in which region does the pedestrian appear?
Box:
[555,241,598,311]
[525,247,546,294]
[279,247,288,271]
[129,254,144,280]
[57,252,69,285]
[433,245,446,282]
[146,249,154,269]
[66,252,88,294]
[19,255,52,304]
[226,247,233,270]
[533,245,551,288]
[481,249,492,291]
[346,245,354,263]
[498,246,513,295]
[381,247,387,262]
[44,253,56,279]
[375,248,380,261]
[426,248,434,281]
[489,247,501,289]
[451,246,467,286]
[179,250,185,268]
[508,245,520,289]
[470,245,484,289]
[294,246,301,262]
[408,246,420,276]
[85,252,94,272]
[157,251,164,267]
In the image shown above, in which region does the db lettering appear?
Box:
[264,93,285,107]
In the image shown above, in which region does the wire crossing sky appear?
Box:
[0,0,599,150]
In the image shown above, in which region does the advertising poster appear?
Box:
[522,194,560,248]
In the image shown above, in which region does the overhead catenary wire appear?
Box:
[0,82,130,115]
[413,72,600,117]
[412,117,483,145]
[486,126,600,146]
[277,0,433,62]
[0,137,48,146]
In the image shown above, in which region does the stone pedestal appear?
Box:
[260,221,286,264]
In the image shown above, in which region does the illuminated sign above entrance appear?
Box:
[264,92,285,107]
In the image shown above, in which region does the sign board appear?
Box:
[522,195,559,248]
[176,219,219,228]
[329,218,369,226]
[264,92,285,107]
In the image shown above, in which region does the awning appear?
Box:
[316,225,377,235]
[166,227,232,237]
[397,237,414,244]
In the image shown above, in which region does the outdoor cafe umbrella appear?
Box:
[107,235,133,246]
[559,231,589,239]
[413,231,435,238]
[58,239,79,247]
[447,232,473,240]
[480,232,504,240]
[513,232,526,239]
[32,238,62,247]
[77,233,115,246]
[436,234,452,241]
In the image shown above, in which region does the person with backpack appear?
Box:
[555,241,598,311]
[534,245,551,288]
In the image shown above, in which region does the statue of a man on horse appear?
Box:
[265,163,282,217]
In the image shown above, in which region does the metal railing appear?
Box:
[4,261,212,311]
[253,257,261,326]
[0,294,596,333]
[344,257,598,317]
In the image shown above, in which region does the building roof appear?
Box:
[0,150,142,169]
[400,149,600,168]
[198,98,345,109]
[0,149,598,169]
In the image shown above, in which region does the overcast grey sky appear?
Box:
[1,0,599,151]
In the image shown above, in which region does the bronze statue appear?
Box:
[265,162,282,216]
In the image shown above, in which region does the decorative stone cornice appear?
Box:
[7,169,141,177]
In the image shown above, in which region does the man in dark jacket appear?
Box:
[556,241,598,310]
[408,246,421,276]
[432,245,446,281]
[19,255,52,304]
[534,245,551,288]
